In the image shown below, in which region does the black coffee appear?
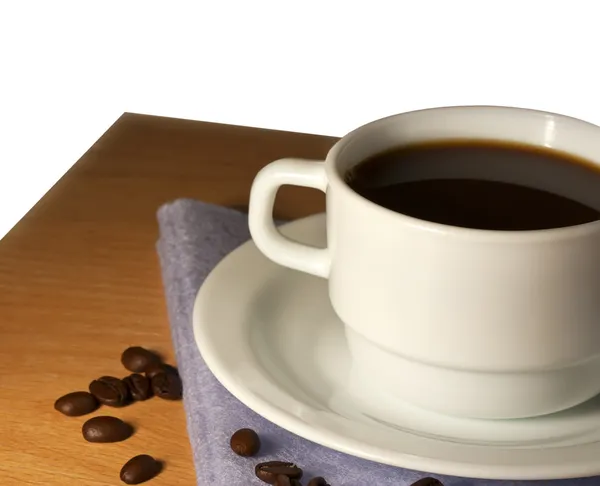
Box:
[345,140,600,230]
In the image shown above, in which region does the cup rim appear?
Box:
[325,105,600,242]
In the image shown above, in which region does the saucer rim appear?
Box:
[192,213,600,480]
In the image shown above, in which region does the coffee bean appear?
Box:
[144,363,178,380]
[89,376,130,407]
[120,454,162,484]
[121,346,161,373]
[255,461,303,484]
[54,391,99,416]
[307,477,330,486]
[274,475,302,486]
[151,371,182,400]
[123,373,152,401]
[230,428,261,456]
[82,416,132,443]
[410,478,444,486]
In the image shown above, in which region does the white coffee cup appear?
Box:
[248,106,600,419]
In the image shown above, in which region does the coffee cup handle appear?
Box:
[249,158,331,278]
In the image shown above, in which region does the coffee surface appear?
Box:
[345,140,600,230]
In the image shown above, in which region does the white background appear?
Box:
[1,0,599,240]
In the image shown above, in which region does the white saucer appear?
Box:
[193,213,600,480]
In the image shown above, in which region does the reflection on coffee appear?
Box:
[345,139,600,230]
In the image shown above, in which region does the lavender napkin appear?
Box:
[156,198,597,486]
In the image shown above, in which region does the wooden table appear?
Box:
[0,114,337,485]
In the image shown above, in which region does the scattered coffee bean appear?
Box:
[120,454,162,484]
[144,363,178,380]
[89,376,130,407]
[121,346,162,373]
[123,373,152,401]
[307,477,330,486]
[151,371,182,400]
[82,416,133,443]
[54,391,99,417]
[230,428,261,456]
[410,478,444,486]
[255,461,303,484]
[274,475,302,486]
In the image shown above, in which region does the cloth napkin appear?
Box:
[156,198,597,486]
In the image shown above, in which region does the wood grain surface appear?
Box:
[0,113,336,485]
